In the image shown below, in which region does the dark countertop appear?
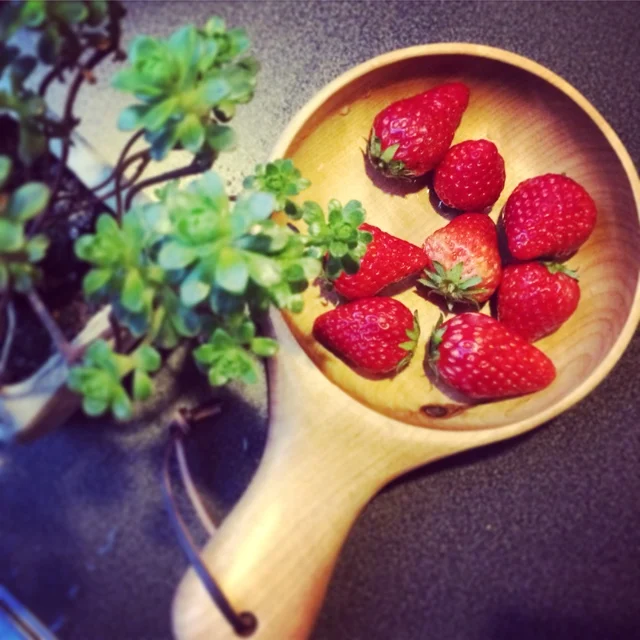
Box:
[1,2,639,639]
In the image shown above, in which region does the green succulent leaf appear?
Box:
[251,337,278,357]
[132,369,153,401]
[215,246,249,293]
[133,344,161,372]
[0,156,11,190]
[6,182,50,221]
[158,241,198,270]
[0,220,24,252]
[25,234,49,261]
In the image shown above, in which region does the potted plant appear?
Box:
[0,0,371,440]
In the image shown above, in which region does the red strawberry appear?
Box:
[367,82,470,179]
[313,297,419,375]
[497,262,580,342]
[503,173,597,260]
[433,139,506,211]
[420,213,502,308]
[429,313,556,400]
[334,223,429,299]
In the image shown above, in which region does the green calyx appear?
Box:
[427,314,445,377]
[418,261,487,311]
[366,131,413,179]
[542,261,579,280]
[0,155,50,293]
[397,311,420,372]
[113,18,258,160]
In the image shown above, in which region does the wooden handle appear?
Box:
[171,411,405,639]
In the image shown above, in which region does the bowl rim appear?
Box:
[270,42,640,431]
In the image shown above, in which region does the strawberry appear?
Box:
[313,297,419,375]
[334,223,429,299]
[433,139,506,211]
[420,213,502,308]
[497,262,580,342]
[429,313,556,400]
[503,173,597,260]
[367,82,470,179]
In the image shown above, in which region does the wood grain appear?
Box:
[174,44,640,640]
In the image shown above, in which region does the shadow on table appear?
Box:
[488,607,638,640]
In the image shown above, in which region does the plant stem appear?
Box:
[101,153,150,202]
[94,129,145,193]
[27,290,74,364]
[124,158,203,210]
[0,300,16,383]
[38,64,66,97]
[124,155,213,211]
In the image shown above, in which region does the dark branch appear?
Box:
[101,152,150,202]
[124,156,212,211]
[92,130,145,193]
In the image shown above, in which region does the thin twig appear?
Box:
[124,157,212,211]
[101,154,150,202]
[93,129,145,193]
[38,64,66,97]
[0,301,16,382]
[27,290,74,364]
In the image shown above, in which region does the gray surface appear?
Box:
[1,1,640,639]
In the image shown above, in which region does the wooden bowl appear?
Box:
[173,44,640,640]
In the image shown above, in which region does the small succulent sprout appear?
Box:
[302,199,372,279]
[113,17,258,161]
[193,315,277,386]
[0,155,50,292]
[242,159,311,214]
[68,339,161,420]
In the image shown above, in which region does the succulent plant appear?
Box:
[0,8,371,425]
[71,160,370,418]
[113,18,258,161]
[0,155,50,292]
[243,159,311,212]
[301,199,372,279]
[194,315,277,386]
[67,339,161,420]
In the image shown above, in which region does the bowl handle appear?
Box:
[170,403,435,640]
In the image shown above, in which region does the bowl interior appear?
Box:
[276,49,639,430]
